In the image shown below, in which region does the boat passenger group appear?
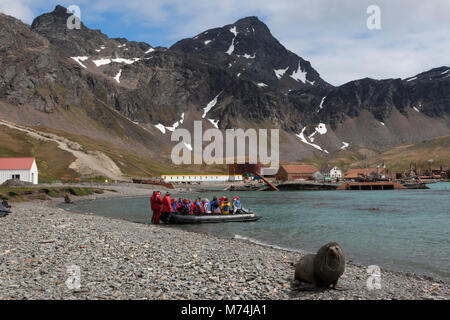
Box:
[149,191,242,224]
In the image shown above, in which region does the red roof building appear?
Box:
[344,167,391,180]
[275,164,318,181]
[0,158,38,184]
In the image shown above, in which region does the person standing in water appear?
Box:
[150,191,163,224]
[161,192,173,223]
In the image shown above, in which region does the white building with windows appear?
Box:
[328,166,342,180]
[0,158,39,185]
[160,174,242,183]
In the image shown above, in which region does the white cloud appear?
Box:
[0,0,34,23]
[1,0,449,85]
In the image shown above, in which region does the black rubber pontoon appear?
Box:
[167,211,261,224]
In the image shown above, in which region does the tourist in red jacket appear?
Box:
[161,192,173,223]
[150,191,163,224]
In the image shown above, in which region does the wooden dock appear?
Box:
[337,181,406,190]
[276,182,338,191]
[254,173,279,191]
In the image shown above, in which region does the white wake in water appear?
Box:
[233,234,308,254]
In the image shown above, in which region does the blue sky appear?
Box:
[1,0,449,85]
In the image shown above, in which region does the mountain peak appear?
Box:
[234,16,265,26]
[171,16,330,90]
[52,5,69,15]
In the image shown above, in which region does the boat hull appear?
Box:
[166,212,261,224]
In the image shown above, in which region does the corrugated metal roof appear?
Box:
[0,158,35,170]
[344,168,387,178]
[280,165,318,174]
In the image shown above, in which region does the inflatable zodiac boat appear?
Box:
[165,209,261,224]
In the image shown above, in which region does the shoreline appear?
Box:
[0,186,448,299]
[62,186,449,283]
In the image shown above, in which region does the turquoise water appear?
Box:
[65,182,450,281]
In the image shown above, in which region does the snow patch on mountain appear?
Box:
[317,96,326,113]
[296,127,329,153]
[204,40,212,45]
[290,62,307,84]
[257,83,268,87]
[226,26,238,55]
[93,58,111,67]
[202,93,221,118]
[341,142,349,150]
[155,124,166,134]
[274,67,289,80]
[241,53,255,59]
[111,57,140,64]
[145,48,155,54]
[166,113,186,132]
[413,107,420,112]
[71,56,89,68]
[226,38,236,55]
[315,123,327,135]
[90,57,141,67]
[208,119,219,129]
[155,113,185,134]
[114,69,122,83]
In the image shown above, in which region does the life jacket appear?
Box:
[194,201,204,215]
[171,201,178,212]
[211,200,219,210]
[221,201,231,214]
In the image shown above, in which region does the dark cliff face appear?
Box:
[0,5,449,157]
[171,16,331,92]
[316,69,450,129]
[31,5,152,58]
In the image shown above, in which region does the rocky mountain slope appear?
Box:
[0,5,449,179]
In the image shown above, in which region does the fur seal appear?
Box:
[294,242,345,289]
[294,254,316,284]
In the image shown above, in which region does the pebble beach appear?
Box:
[0,187,448,300]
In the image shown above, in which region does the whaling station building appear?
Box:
[160,174,243,183]
[0,157,39,185]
